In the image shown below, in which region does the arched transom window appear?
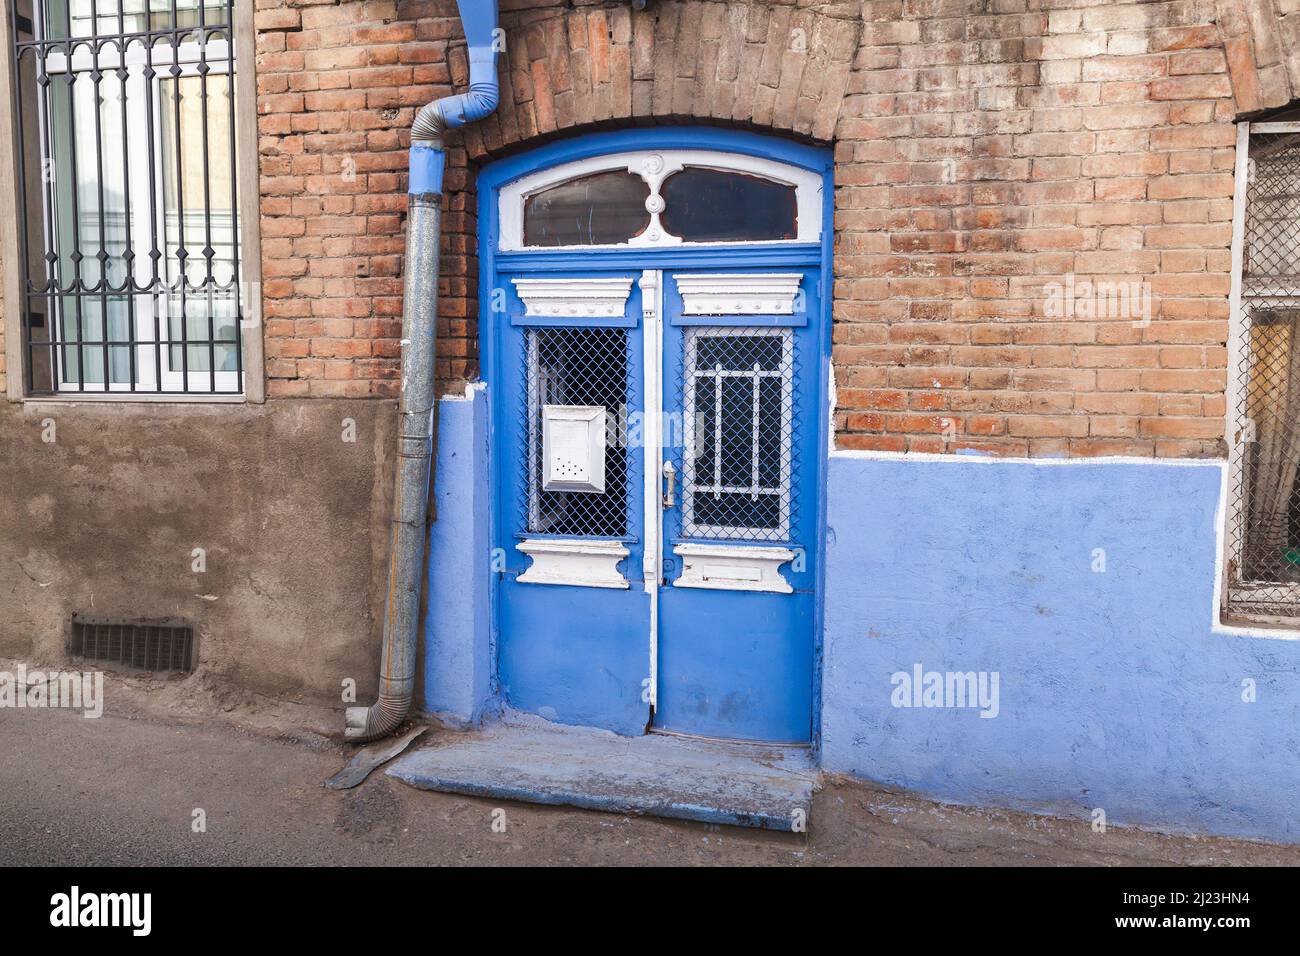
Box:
[499,150,823,251]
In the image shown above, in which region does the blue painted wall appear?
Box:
[422,388,493,726]
[821,453,1300,844]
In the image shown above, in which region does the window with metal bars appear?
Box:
[523,326,630,538]
[679,327,794,542]
[9,0,244,396]
[1227,125,1300,621]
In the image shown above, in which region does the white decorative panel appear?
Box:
[512,277,635,318]
[517,538,629,589]
[675,273,803,315]
[542,405,606,494]
[672,543,794,594]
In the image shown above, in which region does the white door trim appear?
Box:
[640,268,663,710]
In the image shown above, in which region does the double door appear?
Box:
[495,264,821,743]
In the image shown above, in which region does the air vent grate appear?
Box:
[70,617,195,673]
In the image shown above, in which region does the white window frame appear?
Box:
[1223,119,1300,623]
[498,149,824,252]
[0,1,263,403]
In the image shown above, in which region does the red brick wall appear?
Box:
[240,0,1289,456]
[835,1,1239,458]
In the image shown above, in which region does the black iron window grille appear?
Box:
[9,0,243,396]
[1227,129,1300,620]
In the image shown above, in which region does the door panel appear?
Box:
[654,268,821,743]
[495,268,652,736]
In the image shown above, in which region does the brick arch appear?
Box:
[1216,0,1300,116]
[456,1,860,162]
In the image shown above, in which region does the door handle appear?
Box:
[661,460,677,509]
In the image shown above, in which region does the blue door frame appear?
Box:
[478,128,834,744]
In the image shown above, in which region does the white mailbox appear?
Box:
[542,405,606,494]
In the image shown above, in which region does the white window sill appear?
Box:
[22,393,246,405]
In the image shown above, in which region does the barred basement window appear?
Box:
[1227,121,1300,622]
[9,1,244,395]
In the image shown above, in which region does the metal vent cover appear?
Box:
[69,617,196,673]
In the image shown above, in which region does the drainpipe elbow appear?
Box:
[344,694,411,743]
[409,59,499,143]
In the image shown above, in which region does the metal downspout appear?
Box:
[345,1,500,742]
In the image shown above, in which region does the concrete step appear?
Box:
[387,713,817,830]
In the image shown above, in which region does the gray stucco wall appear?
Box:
[0,398,396,703]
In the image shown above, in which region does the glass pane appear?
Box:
[695,492,780,531]
[49,66,133,385]
[1243,309,1300,581]
[696,333,783,371]
[160,73,238,374]
[523,169,650,247]
[758,376,782,487]
[660,168,797,242]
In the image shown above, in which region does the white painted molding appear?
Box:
[675,273,804,315]
[639,268,664,708]
[517,538,630,589]
[672,543,794,594]
[512,277,635,318]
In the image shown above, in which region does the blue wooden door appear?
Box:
[653,267,820,743]
[494,265,652,736]
[483,129,830,744]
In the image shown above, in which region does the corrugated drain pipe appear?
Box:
[345,0,501,742]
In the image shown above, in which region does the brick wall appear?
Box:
[30,0,1285,457]
[254,0,459,398]
[835,0,1239,458]
[1217,0,1300,114]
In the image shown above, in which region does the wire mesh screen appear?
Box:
[523,327,629,538]
[676,327,795,542]
[10,1,244,395]
[1227,131,1300,618]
